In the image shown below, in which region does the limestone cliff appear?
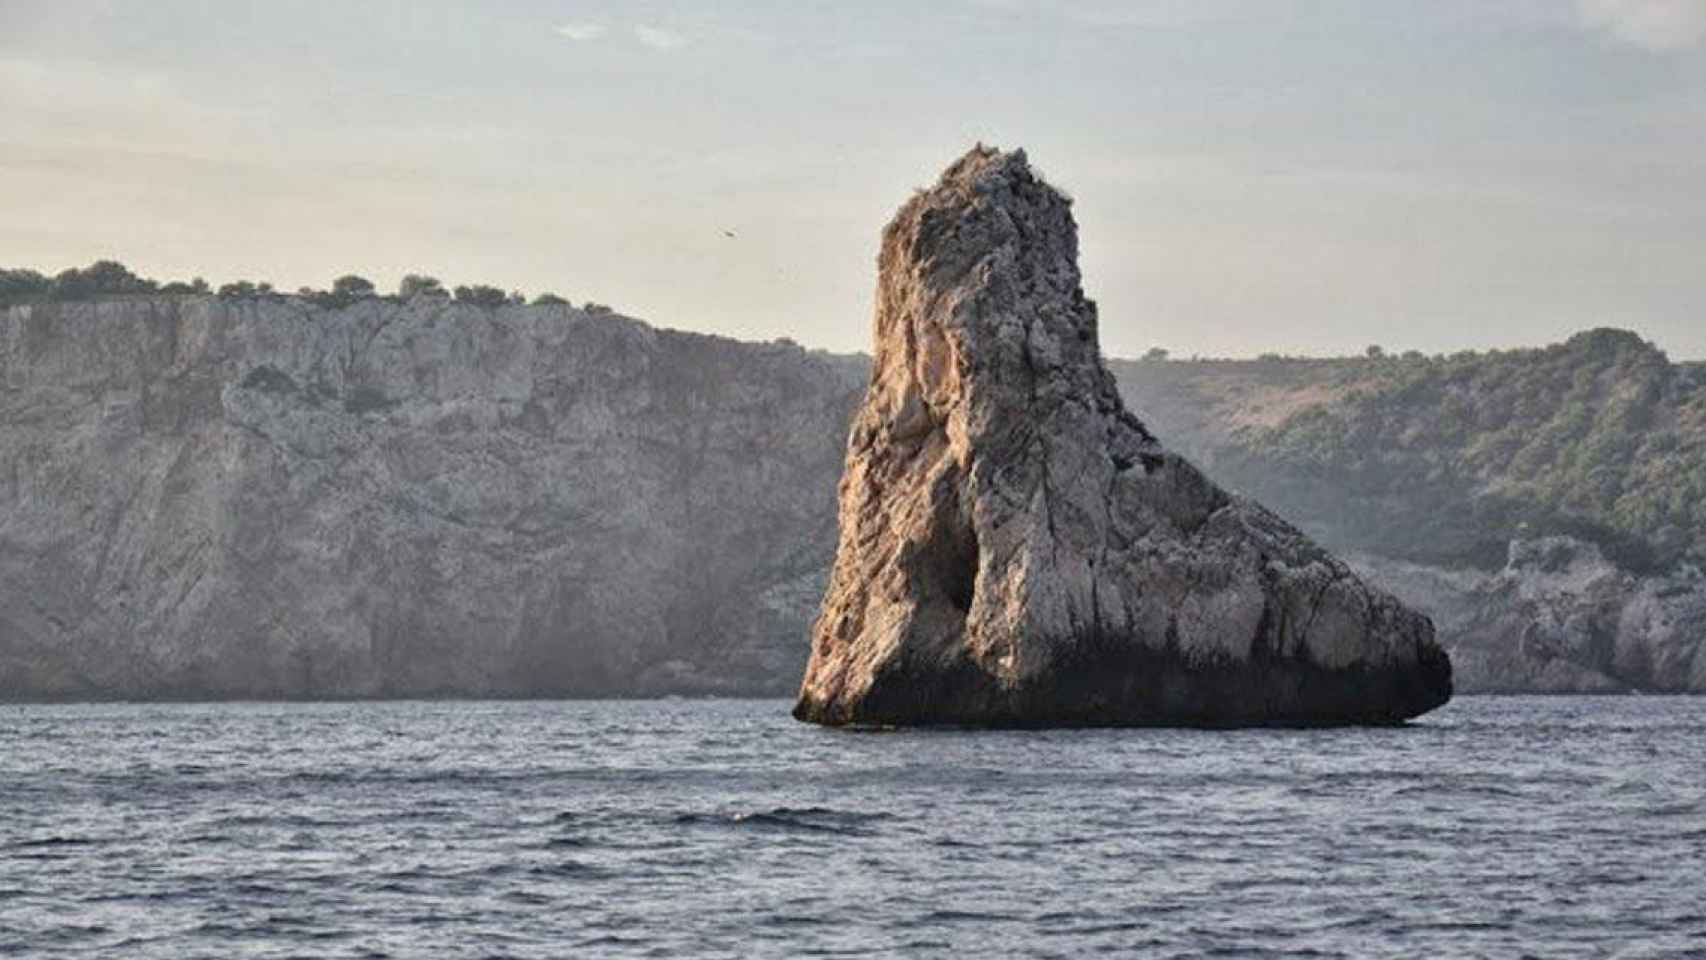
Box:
[0,295,863,698]
[1352,539,1706,693]
[3,280,1697,699]
[794,147,1451,726]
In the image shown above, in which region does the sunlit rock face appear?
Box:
[794,146,1452,727]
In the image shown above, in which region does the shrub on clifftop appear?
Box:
[0,260,174,305]
[0,268,50,304]
[217,280,275,298]
[399,274,447,299]
[453,284,508,308]
[51,261,157,299]
[331,275,375,300]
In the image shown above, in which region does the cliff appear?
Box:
[0,295,862,698]
[1352,539,1706,693]
[1110,333,1706,692]
[2,290,1699,699]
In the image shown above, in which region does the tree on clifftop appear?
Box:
[0,262,230,303]
[399,274,446,299]
[332,275,375,299]
[0,268,49,304]
[217,280,275,298]
[453,284,508,308]
[49,260,158,299]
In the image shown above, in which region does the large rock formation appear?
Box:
[0,295,864,699]
[794,147,1452,727]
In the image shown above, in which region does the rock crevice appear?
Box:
[794,146,1452,727]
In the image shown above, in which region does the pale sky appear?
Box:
[2,1,1703,359]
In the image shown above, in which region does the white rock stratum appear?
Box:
[794,147,1453,726]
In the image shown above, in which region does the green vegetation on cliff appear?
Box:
[0,261,584,312]
[1114,329,1706,573]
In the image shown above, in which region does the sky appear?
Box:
[1,1,1703,359]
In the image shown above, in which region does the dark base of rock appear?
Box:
[794,640,1453,729]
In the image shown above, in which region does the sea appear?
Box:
[2,696,1702,959]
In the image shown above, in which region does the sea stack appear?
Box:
[794,146,1452,727]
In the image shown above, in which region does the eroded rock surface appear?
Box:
[794,147,1452,727]
[1378,537,1706,693]
[0,296,863,698]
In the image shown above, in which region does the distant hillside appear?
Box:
[1112,329,1706,575]
[3,266,1702,697]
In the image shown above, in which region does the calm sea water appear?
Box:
[2,696,1702,959]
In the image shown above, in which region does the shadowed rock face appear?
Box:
[1417,537,1706,694]
[794,146,1452,727]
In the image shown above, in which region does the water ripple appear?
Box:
[0,696,1702,958]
